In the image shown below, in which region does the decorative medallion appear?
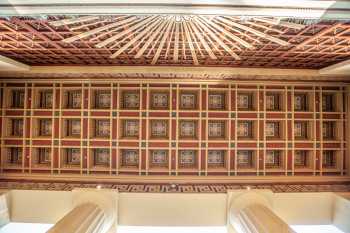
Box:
[237,121,252,138]
[294,93,307,111]
[65,90,82,109]
[95,119,110,137]
[179,120,197,139]
[150,150,168,168]
[66,148,80,165]
[265,122,279,138]
[294,150,307,167]
[237,93,252,110]
[94,148,110,166]
[122,90,140,109]
[122,119,139,138]
[11,119,23,137]
[71,119,81,135]
[323,150,336,168]
[150,120,168,139]
[294,121,307,139]
[121,149,139,168]
[39,119,52,136]
[39,90,53,109]
[208,92,226,110]
[179,150,196,168]
[95,90,111,109]
[11,90,25,108]
[38,148,51,164]
[266,150,281,168]
[208,121,226,139]
[237,150,253,168]
[266,93,280,111]
[151,92,169,109]
[7,147,22,164]
[208,150,225,168]
[180,91,197,109]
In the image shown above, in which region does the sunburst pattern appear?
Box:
[50,15,306,65]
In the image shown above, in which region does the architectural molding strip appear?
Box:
[1,181,350,193]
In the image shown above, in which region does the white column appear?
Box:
[229,191,295,233]
[47,188,118,233]
[234,204,295,233]
[47,203,107,233]
[0,193,10,227]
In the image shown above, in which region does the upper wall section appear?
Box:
[1,1,350,19]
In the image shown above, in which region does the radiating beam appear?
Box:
[188,20,217,60]
[217,16,290,46]
[135,19,168,58]
[110,17,163,58]
[152,19,175,65]
[173,22,179,62]
[199,16,254,49]
[194,18,241,60]
[96,16,157,48]
[62,16,136,43]
[50,16,99,27]
[182,21,199,65]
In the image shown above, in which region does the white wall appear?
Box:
[273,192,334,225]
[9,190,72,224]
[3,189,350,228]
[118,193,227,226]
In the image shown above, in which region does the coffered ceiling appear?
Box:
[0,15,349,68]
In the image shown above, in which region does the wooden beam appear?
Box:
[199,17,242,51]
[182,21,199,65]
[199,16,254,49]
[217,16,290,46]
[151,19,174,65]
[96,16,157,48]
[188,20,217,60]
[194,18,241,60]
[173,23,179,62]
[63,16,136,43]
[50,16,99,27]
[135,19,168,58]
[110,17,163,58]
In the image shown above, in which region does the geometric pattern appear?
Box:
[121,91,140,109]
[237,121,252,138]
[1,181,350,193]
[208,121,226,139]
[64,90,82,109]
[237,93,251,110]
[208,92,226,110]
[150,120,168,138]
[121,149,139,168]
[294,93,307,111]
[180,91,197,110]
[151,92,169,109]
[207,150,225,168]
[1,16,350,69]
[179,120,197,139]
[179,150,196,168]
[93,148,110,166]
[0,81,345,179]
[122,120,139,138]
[150,150,168,168]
